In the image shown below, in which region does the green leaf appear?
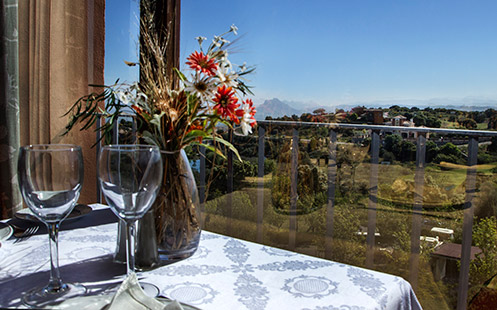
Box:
[185,129,208,138]
[183,129,208,144]
[142,130,159,147]
[205,136,242,162]
[199,143,226,160]
[150,112,165,128]
[174,68,187,82]
[88,83,110,88]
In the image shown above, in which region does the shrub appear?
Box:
[469,217,497,288]
[204,191,256,221]
[433,153,464,165]
[271,164,328,215]
[475,182,497,218]
[477,152,497,164]
[382,150,395,163]
[264,158,276,175]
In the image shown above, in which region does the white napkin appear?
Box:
[107,273,183,310]
[49,273,185,310]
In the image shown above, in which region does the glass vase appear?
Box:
[154,149,201,262]
[115,149,201,268]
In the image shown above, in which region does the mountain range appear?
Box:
[255,97,497,120]
[254,98,303,120]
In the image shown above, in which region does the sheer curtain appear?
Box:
[0,0,21,218]
[0,0,104,218]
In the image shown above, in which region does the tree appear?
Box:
[470,217,497,288]
[484,108,497,118]
[433,142,464,164]
[384,134,402,154]
[347,113,358,122]
[461,118,477,129]
[300,113,313,122]
[439,143,462,157]
[425,140,438,163]
[313,108,326,115]
[338,144,368,189]
[426,116,441,128]
[470,111,486,123]
[398,140,416,162]
[488,115,497,130]
[488,137,497,154]
[403,112,413,120]
[413,114,427,126]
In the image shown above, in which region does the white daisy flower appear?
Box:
[212,36,222,47]
[114,90,129,105]
[217,64,239,88]
[183,76,216,102]
[195,36,207,45]
[238,101,256,135]
[219,51,232,70]
[240,112,256,135]
[135,92,148,106]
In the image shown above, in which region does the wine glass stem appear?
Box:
[47,222,64,291]
[125,220,137,276]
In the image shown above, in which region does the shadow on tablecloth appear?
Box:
[0,254,127,308]
[6,207,118,237]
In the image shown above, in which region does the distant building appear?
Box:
[391,115,407,126]
[365,109,384,125]
[431,243,482,281]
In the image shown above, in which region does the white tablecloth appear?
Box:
[0,205,422,309]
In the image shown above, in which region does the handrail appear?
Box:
[257,119,497,137]
[99,114,495,309]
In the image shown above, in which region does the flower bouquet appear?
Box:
[65,15,256,263]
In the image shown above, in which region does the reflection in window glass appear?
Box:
[105,0,139,85]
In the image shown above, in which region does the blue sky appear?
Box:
[106,1,497,108]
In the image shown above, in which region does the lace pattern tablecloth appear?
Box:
[0,205,422,309]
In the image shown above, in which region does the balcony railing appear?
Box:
[97,115,497,310]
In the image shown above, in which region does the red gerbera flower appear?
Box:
[186,51,218,76]
[187,121,205,143]
[246,99,257,127]
[213,85,240,123]
[246,99,257,117]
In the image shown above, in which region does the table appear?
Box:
[0,205,422,309]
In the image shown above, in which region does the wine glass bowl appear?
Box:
[98,145,163,221]
[17,144,86,307]
[98,144,163,295]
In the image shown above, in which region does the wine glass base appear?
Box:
[22,282,87,307]
[141,282,160,297]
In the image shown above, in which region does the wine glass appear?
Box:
[98,144,163,296]
[18,144,87,307]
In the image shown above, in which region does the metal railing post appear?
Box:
[199,145,206,228]
[457,137,478,310]
[409,134,426,289]
[199,145,206,203]
[325,129,337,259]
[289,128,299,250]
[366,130,380,268]
[257,126,265,243]
[112,120,118,144]
[131,116,137,144]
[226,128,233,235]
